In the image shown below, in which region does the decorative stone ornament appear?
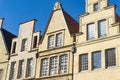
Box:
[53,2,62,10]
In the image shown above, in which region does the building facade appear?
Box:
[36,2,79,80]
[74,0,120,80]
[6,19,41,80]
[0,18,15,80]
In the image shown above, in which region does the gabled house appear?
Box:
[6,19,41,80]
[74,0,120,80]
[0,18,16,80]
[36,2,79,80]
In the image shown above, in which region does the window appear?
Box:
[33,36,37,48]
[98,20,106,38]
[0,69,3,80]
[18,60,24,78]
[56,33,62,47]
[21,39,27,51]
[94,3,99,11]
[12,42,16,53]
[26,59,33,77]
[87,23,95,40]
[79,54,88,71]
[60,55,68,74]
[105,48,116,68]
[10,62,16,80]
[41,58,48,76]
[48,35,54,49]
[92,51,101,69]
[50,56,58,75]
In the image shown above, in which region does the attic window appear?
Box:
[21,39,27,52]
[12,42,16,53]
[94,3,99,11]
[33,36,37,48]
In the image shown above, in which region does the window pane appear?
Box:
[98,20,106,38]
[92,51,101,69]
[0,70,3,80]
[56,33,62,47]
[41,58,48,76]
[48,35,54,49]
[26,59,33,77]
[94,3,99,11]
[50,56,58,75]
[21,39,27,51]
[87,23,95,40]
[105,48,116,67]
[18,60,24,78]
[79,54,88,71]
[10,62,16,80]
[12,42,16,53]
[33,36,37,48]
[60,55,68,74]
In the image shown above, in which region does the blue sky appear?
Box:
[0,0,120,35]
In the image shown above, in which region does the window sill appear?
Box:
[40,73,69,79]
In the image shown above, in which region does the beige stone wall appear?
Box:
[6,19,40,80]
[74,0,120,80]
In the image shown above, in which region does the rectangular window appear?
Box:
[21,39,27,51]
[50,56,58,75]
[18,60,24,78]
[94,3,99,11]
[92,51,101,69]
[33,36,37,48]
[79,54,88,71]
[56,33,62,47]
[48,35,54,49]
[10,62,16,80]
[60,55,68,74]
[98,20,106,38]
[87,23,95,40]
[41,58,48,76]
[26,58,33,77]
[0,69,3,80]
[12,42,16,53]
[105,48,116,68]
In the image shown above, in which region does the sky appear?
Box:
[0,0,120,35]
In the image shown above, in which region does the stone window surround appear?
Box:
[40,53,69,77]
[79,47,117,72]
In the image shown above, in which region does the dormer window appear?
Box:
[12,42,16,53]
[94,3,99,11]
[48,35,54,49]
[21,39,27,52]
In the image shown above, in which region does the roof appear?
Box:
[63,10,79,34]
[2,29,16,52]
[116,14,120,22]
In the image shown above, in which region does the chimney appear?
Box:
[0,18,4,30]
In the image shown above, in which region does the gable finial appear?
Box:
[53,2,62,11]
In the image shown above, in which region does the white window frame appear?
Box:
[50,56,58,75]
[98,20,107,38]
[48,35,54,49]
[26,58,33,77]
[87,23,95,40]
[56,33,62,47]
[18,60,24,78]
[21,39,27,51]
[10,62,16,80]
[60,55,68,74]
[41,58,48,76]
